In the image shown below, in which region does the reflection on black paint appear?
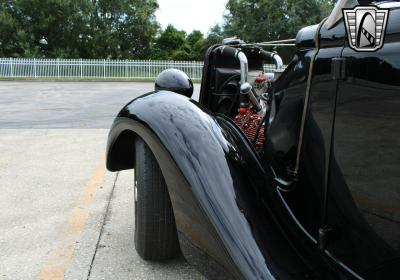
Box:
[331,80,400,277]
[329,21,400,278]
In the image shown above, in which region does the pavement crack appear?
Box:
[86,171,119,280]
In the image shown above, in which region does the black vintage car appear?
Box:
[106,0,400,279]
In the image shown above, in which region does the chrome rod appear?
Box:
[255,43,296,46]
[240,82,262,112]
[271,53,284,69]
[256,39,296,44]
[237,51,248,84]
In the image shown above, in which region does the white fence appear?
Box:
[0,58,280,80]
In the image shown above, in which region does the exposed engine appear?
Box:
[233,76,271,150]
[211,42,283,152]
[233,103,267,151]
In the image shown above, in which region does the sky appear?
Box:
[156,0,228,35]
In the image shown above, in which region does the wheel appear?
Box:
[133,137,179,261]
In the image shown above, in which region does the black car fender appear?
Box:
[106,91,292,279]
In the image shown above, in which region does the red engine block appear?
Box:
[233,109,265,151]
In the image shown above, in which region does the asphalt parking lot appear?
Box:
[0,81,204,280]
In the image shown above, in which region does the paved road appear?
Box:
[0,81,203,280]
[0,81,200,128]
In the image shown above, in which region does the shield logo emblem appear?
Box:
[343,6,389,52]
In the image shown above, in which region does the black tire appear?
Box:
[134,137,179,261]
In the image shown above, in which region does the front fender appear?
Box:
[106,91,305,279]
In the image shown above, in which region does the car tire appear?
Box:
[134,137,179,261]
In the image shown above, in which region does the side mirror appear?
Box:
[155,69,194,98]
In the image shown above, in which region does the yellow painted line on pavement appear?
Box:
[37,159,106,280]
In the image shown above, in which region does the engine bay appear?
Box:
[199,40,284,152]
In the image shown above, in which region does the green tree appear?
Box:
[204,25,225,46]
[0,0,159,59]
[87,0,159,59]
[152,25,204,61]
[152,24,187,59]
[186,30,204,60]
[0,0,91,57]
[202,0,335,62]
[201,24,224,54]
[223,0,334,42]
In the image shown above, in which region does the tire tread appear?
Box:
[134,137,179,261]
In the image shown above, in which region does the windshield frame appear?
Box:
[325,0,359,29]
[325,0,400,29]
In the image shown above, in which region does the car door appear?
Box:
[273,21,346,241]
[325,4,400,279]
